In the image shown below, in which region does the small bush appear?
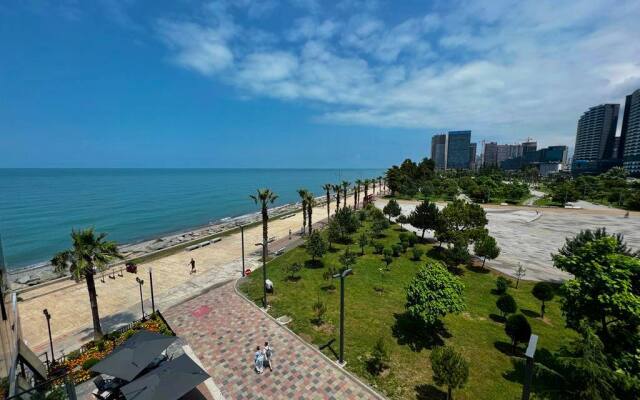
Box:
[367,338,390,375]
[392,244,403,257]
[66,349,82,361]
[399,232,412,243]
[95,340,106,352]
[382,248,393,266]
[373,242,384,254]
[496,294,517,318]
[82,358,100,370]
[407,234,418,247]
[312,298,327,325]
[411,247,424,261]
[121,329,137,341]
[495,276,510,294]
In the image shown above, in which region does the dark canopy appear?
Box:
[120,354,209,400]
[91,330,177,382]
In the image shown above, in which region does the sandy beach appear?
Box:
[17,192,366,355]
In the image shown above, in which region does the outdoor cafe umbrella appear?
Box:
[91,330,177,382]
[120,354,209,400]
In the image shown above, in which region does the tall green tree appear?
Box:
[306,231,327,261]
[297,188,309,235]
[305,192,315,234]
[250,188,278,260]
[473,234,500,268]
[505,314,531,352]
[382,199,402,222]
[408,199,440,238]
[354,179,362,209]
[322,184,333,220]
[341,181,350,209]
[430,346,469,400]
[532,282,554,318]
[333,184,341,213]
[363,179,370,203]
[436,199,488,245]
[51,228,122,339]
[405,262,465,326]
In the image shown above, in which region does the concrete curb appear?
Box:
[233,279,388,400]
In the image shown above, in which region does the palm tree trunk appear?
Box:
[301,202,307,235]
[482,257,486,268]
[262,206,269,253]
[353,190,357,210]
[86,271,103,339]
[308,205,313,234]
[326,191,330,220]
[343,188,347,208]
[336,192,340,213]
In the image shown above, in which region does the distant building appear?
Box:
[621,89,640,176]
[501,145,568,172]
[469,142,477,169]
[430,131,472,170]
[572,104,620,175]
[482,142,498,168]
[497,144,523,165]
[431,134,448,170]
[522,141,537,154]
[539,162,563,177]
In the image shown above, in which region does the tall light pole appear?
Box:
[149,268,155,314]
[333,268,353,366]
[521,334,538,400]
[240,225,246,277]
[255,240,268,308]
[135,277,145,320]
[43,309,55,366]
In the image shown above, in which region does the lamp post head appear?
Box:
[136,277,144,285]
[333,268,353,279]
[525,334,538,359]
[43,309,50,319]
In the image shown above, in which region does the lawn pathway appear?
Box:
[163,280,382,400]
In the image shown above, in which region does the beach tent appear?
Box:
[120,354,209,400]
[90,330,177,382]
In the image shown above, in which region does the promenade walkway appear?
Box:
[163,281,381,400]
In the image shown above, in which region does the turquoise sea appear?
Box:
[0,168,384,269]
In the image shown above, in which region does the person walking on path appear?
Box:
[254,346,265,374]
[263,341,273,372]
[189,258,196,274]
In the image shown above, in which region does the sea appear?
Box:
[0,168,384,270]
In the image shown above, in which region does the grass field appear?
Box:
[239,219,577,399]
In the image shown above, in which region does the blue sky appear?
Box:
[1,0,639,168]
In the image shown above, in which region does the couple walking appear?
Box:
[254,342,274,374]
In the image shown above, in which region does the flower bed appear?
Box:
[56,313,175,384]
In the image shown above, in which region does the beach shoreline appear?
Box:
[8,197,325,290]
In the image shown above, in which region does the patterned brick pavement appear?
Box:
[163,281,381,400]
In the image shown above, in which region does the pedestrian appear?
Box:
[189,258,196,274]
[254,346,264,374]
[263,341,273,371]
[289,229,292,240]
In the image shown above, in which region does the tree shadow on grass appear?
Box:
[466,264,491,274]
[494,340,523,357]
[285,276,302,283]
[446,265,465,276]
[502,348,566,399]
[521,309,541,319]
[320,284,336,293]
[415,384,446,400]
[304,259,324,269]
[392,312,449,352]
[489,313,506,323]
[426,247,446,261]
[327,246,340,253]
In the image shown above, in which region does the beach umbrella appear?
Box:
[120,354,209,400]
[91,330,177,382]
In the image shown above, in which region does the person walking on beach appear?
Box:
[189,258,196,274]
[263,341,274,371]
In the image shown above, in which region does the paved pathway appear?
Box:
[163,281,380,400]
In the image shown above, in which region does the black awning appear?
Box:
[120,354,209,400]
[90,330,177,382]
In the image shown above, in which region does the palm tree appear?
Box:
[372,179,376,195]
[250,188,278,256]
[378,176,384,193]
[297,189,309,235]
[364,179,370,204]
[305,193,315,234]
[341,181,350,209]
[51,228,122,339]
[355,179,362,209]
[333,184,341,213]
[322,183,332,220]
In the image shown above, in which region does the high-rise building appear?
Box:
[431,134,447,170]
[446,131,471,169]
[469,142,477,169]
[522,141,537,154]
[621,89,640,176]
[572,104,620,174]
[497,144,523,164]
[430,131,472,170]
[501,145,568,173]
[482,142,498,167]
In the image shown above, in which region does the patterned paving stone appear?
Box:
[164,281,381,400]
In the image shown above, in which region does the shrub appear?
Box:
[121,329,137,341]
[399,232,412,243]
[382,248,393,266]
[368,338,390,375]
[373,242,384,254]
[286,262,302,281]
[505,314,531,353]
[306,231,327,260]
[66,349,82,361]
[532,282,554,318]
[392,244,403,257]
[407,234,418,247]
[311,298,326,325]
[95,340,106,352]
[411,247,424,261]
[496,294,517,318]
[82,358,100,371]
[430,345,469,400]
[495,276,510,294]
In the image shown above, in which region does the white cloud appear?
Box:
[156,0,640,147]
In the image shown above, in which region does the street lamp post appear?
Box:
[240,225,246,277]
[149,268,155,315]
[521,334,539,400]
[43,309,55,366]
[135,277,145,320]
[333,268,353,366]
[255,240,268,308]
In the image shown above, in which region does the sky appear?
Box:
[1,0,639,168]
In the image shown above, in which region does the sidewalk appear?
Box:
[163,281,382,399]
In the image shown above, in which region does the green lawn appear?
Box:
[239,222,577,400]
